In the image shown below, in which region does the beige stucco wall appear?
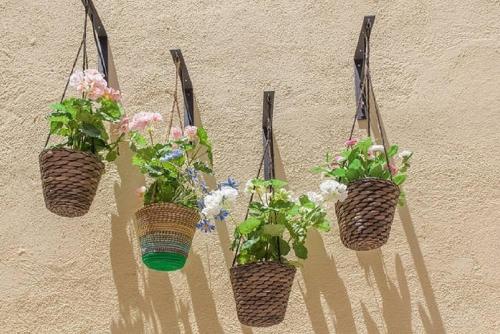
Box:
[1,0,500,333]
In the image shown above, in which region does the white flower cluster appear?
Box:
[201,186,238,217]
[304,180,348,207]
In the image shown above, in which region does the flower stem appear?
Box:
[148,129,154,145]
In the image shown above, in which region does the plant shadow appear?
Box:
[299,231,358,334]
[354,94,446,333]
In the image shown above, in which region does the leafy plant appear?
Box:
[47,69,124,161]
[312,137,413,204]
[128,117,213,210]
[231,178,331,266]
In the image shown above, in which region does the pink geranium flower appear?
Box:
[171,126,183,140]
[184,125,198,140]
[104,87,121,101]
[128,112,163,131]
[386,161,399,175]
[69,69,109,100]
[345,138,358,147]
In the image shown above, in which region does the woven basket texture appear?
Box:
[39,148,104,218]
[230,261,296,327]
[335,178,400,251]
[135,202,199,271]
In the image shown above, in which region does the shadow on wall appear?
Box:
[195,97,254,334]
[354,103,446,334]
[299,231,358,334]
[105,45,445,332]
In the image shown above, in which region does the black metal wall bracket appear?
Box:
[81,0,109,81]
[262,91,275,181]
[170,49,195,127]
[354,15,375,120]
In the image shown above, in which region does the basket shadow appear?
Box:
[299,231,358,334]
[398,205,446,334]
[192,98,252,333]
[357,250,412,333]
[364,106,445,333]
[182,252,224,333]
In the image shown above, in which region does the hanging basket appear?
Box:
[230,261,296,327]
[135,202,199,272]
[335,178,400,251]
[39,148,104,218]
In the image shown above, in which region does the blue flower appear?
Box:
[220,177,239,190]
[187,167,198,181]
[200,180,209,194]
[196,219,215,233]
[215,208,229,222]
[160,149,184,162]
[197,199,205,211]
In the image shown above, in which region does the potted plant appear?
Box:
[313,137,413,250]
[126,113,239,271]
[40,69,124,217]
[230,178,331,327]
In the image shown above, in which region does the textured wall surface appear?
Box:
[1,0,500,333]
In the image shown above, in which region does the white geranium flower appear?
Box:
[220,186,238,203]
[399,150,412,159]
[244,179,254,194]
[320,180,349,202]
[307,192,324,206]
[320,180,342,195]
[202,191,223,216]
[262,192,273,207]
[337,183,348,202]
[368,145,385,154]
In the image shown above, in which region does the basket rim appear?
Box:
[231,260,297,272]
[39,147,104,166]
[347,177,399,189]
[136,201,200,217]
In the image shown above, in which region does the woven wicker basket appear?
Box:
[135,202,199,271]
[335,178,400,251]
[230,261,296,327]
[39,148,104,218]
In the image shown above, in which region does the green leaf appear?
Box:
[262,224,285,236]
[393,174,407,185]
[193,161,213,174]
[98,99,122,121]
[105,150,118,162]
[279,238,291,256]
[357,137,372,154]
[388,145,399,158]
[270,179,287,189]
[368,163,384,178]
[349,159,362,170]
[237,217,262,235]
[310,166,326,174]
[197,127,213,165]
[293,243,308,259]
[80,123,103,139]
[315,219,331,232]
[332,168,346,177]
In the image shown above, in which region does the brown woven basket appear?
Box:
[335,178,400,251]
[135,202,200,271]
[230,261,296,327]
[39,148,104,218]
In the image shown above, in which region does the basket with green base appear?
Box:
[135,202,199,271]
